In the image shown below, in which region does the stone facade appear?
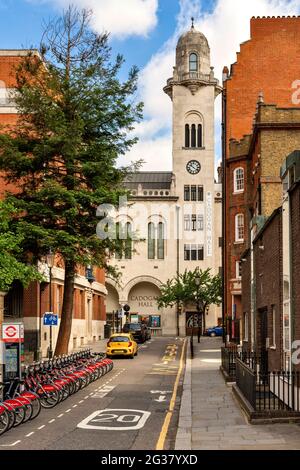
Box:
[107,25,222,336]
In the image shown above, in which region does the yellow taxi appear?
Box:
[106,333,138,359]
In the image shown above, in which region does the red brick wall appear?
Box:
[253,209,283,371]
[223,17,300,334]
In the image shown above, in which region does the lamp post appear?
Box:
[46,249,55,359]
[195,275,201,343]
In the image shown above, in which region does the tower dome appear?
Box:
[164,19,221,100]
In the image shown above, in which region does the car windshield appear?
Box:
[124,324,141,331]
[110,336,130,342]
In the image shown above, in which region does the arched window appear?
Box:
[125,222,132,259]
[157,223,165,260]
[235,214,244,242]
[185,124,190,148]
[148,222,155,259]
[191,124,196,148]
[197,124,203,148]
[189,53,198,73]
[234,167,244,193]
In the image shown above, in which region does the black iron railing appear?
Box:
[236,357,300,413]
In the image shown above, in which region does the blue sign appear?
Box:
[43,313,58,326]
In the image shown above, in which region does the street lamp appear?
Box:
[46,248,55,359]
[195,275,201,343]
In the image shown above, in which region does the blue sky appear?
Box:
[1,0,300,171]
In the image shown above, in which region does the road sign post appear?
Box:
[43,313,58,359]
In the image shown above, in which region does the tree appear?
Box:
[0,201,42,292]
[0,6,143,354]
[157,268,222,340]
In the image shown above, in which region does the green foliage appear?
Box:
[157,268,222,314]
[0,6,143,271]
[0,201,42,292]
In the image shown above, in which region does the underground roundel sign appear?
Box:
[2,324,23,343]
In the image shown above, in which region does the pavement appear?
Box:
[175,337,300,450]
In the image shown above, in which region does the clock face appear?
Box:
[186,160,201,175]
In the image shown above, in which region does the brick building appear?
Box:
[0,50,107,359]
[222,16,300,341]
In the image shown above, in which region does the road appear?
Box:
[0,337,186,451]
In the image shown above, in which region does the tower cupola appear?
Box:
[164,19,222,99]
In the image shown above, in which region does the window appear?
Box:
[184,185,190,201]
[198,124,203,148]
[219,237,222,248]
[235,214,244,242]
[243,312,249,341]
[234,167,244,193]
[197,215,204,231]
[148,222,165,260]
[236,261,242,279]
[185,124,190,148]
[191,124,196,148]
[191,185,197,201]
[125,222,132,259]
[184,244,204,261]
[270,305,276,348]
[148,222,155,259]
[157,222,164,260]
[184,215,204,231]
[198,186,204,202]
[189,53,198,72]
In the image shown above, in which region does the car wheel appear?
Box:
[210,332,216,337]
[130,354,134,359]
[134,350,138,356]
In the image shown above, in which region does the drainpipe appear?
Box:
[221,85,227,345]
[176,205,180,337]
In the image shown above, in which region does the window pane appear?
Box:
[157,223,164,260]
[191,244,197,261]
[184,215,191,231]
[189,53,198,72]
[192,215,197,231]
[198,245,204,261]
[191,185,197,201]
[198,124,202,148]
[198,186,203,201]
[185,124,190,148]
[148,223,155,259]
[198,215,204,231]
[184,185,190,201]
[184,245,190,260]
[191,124,196,148]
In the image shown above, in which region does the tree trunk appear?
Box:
[54,259,75,356]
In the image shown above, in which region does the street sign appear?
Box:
[2,323,24,343]
[43,313,58,326]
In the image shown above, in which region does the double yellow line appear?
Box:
[155,338,187,450]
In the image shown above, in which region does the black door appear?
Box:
[260,309,269,375]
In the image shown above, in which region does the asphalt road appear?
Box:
[0,337,186,451]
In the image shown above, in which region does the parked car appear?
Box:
[106,333,138,359]
[122,322,147,343]
[205,326,223,337]
[145,326,151,341]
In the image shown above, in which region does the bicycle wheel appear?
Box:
[21,392,41,420]
[0,407,10,435]
[39,390,60,409]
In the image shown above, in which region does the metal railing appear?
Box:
[221,347,261,380]
[236,357,300,413]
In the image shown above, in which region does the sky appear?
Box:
[1,0,300,171]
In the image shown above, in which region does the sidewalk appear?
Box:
[175,337,300,450]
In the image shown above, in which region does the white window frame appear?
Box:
[235,214,244,242]
[234,167,244,193]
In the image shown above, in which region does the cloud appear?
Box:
[32,0,159,39]
[124,0,300,171]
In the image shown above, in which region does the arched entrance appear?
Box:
[127,281,162,330]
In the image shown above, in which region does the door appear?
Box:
[260,309,269,376]
[185,312,201,336]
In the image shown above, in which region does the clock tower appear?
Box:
[164,20,222,274]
